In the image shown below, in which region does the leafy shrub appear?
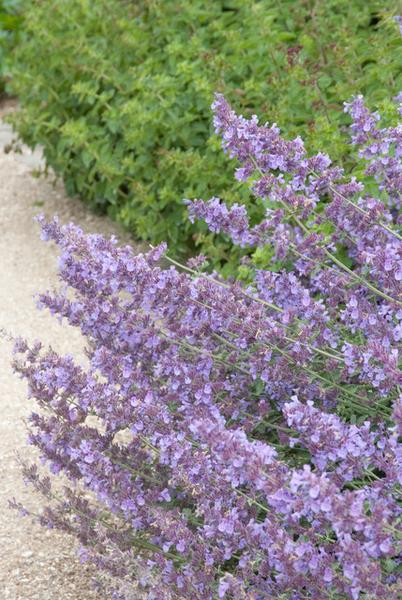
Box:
[12,95,402,598]
[0,0,22,95]
[7,0,401,268]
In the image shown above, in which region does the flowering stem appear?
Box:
[281,199,402,307]
[310,169,402,243]
[249,155,402,306]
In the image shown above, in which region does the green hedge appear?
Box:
[0,0,22,95]
[8,0,401,269]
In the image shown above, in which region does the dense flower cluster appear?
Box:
[12,94,402,599]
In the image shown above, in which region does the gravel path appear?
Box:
[0,106,134,599]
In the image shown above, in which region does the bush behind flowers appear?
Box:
[0,0,22,94]
[7,0,402,268]
[11,95,402,598]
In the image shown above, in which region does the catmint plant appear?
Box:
[11,93,402,599]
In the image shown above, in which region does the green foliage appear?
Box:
[0,0,22,95]
[7,0,402,270]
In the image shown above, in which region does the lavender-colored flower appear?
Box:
[11,89,402,599]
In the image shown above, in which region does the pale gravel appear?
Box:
[0,102,138,599]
